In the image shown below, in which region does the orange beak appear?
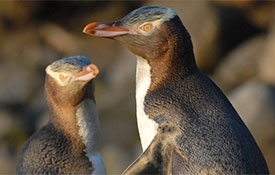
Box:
[83,22,134,38]
[72,64,99,82]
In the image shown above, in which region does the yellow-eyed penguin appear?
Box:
[83,6,269,174]
[16,56,106,174]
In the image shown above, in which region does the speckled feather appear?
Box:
[16,123,92,174]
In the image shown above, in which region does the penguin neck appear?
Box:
[76,99,101,154]
[49,99,101,152]
[76,99,106,175]
[49,98,105,174]
[135,55,159,151]
[49,103,82,145]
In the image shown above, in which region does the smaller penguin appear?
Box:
[16,56,106,175]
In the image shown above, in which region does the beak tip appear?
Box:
[83,22,97,35]
[82,27,87,33]
[83,29,89,35]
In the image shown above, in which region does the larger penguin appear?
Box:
[83,6,269,174]
[16,56,106,174]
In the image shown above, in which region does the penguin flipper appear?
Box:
[122,151,160,175]
[123,121,183,175]
[122,138,189,175]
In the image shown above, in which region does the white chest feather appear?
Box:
[76,100,106,175]
[136,56,159,151]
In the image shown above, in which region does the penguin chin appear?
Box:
[115,37,153,59]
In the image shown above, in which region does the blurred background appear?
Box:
[0,1,274,174]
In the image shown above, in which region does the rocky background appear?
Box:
[0,1,274,174]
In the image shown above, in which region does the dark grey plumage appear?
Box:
[83,6,269,174]
[17,123,92,174]
[16,56,105,174]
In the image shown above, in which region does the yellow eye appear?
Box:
[140,23,153,32]
[59,74,68,82]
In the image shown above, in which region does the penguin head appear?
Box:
[83,6,193,60]
[45,56,99,106]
